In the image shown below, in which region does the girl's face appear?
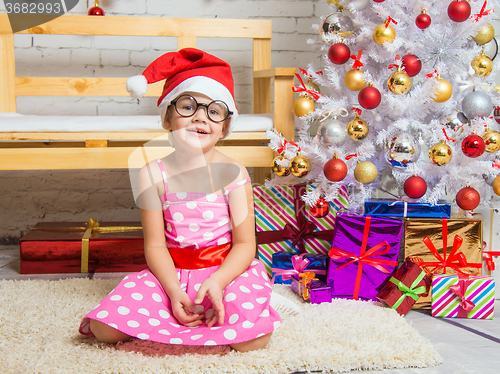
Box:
[163,92,230,154]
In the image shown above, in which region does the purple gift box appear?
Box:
[291,274,332,304]
[327,213,403,301]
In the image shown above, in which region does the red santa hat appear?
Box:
[126,48,238,138]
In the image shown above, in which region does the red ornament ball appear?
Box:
[448,0,471,22]
[328,43,351,65]
[401,54,422,77]
[403,176,427,199]
[456,187,480,211]
[415,13,431,29]
[373,0,385,2]
[494,106,500,125]
[324,158,348,182]
[309,196,329,218]
[462,134,485,158]
[358,85,381,110]
[88,6,105,16]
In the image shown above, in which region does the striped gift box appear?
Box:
[431,274,495,319]
[254,184,348,276]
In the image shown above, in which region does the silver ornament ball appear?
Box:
[320,12,355,42]
[462,90,494,119]
[441,110,468,140]
[384,132,421,168]
[317,118,347,147]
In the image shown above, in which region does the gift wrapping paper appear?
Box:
[364,199,451,218]
[254,184,348,276]
[271,252,328,284]
[376,260,432,315]
[327,214,403,301]
[291,273,332,304]
[431,274,495,319]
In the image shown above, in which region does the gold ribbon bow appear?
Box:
[298,271,318,301]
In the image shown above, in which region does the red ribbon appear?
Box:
[299,68,323,78]
[449,276,476,318]
[471,1,494,23]
[328,216,398,300]
[293,73,322,100]
[350,50,364,69]
[345,154,357,160]
[442,128,457,142]
[492,159,500,169]
[385,16,398,28]
[388,55,401,70]
[271,253,327,283]
[483,251,500,271]
[351,107,362,116]
[426,69,438,78]
[277,139,299,154]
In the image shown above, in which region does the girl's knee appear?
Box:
[89,319,131,344]
[230,332,272,352]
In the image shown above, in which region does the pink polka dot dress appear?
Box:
[79,159,281,346]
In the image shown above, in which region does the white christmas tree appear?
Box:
[267,0,500,213]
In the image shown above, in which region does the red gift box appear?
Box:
[20,220,147,274]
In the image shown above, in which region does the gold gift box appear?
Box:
[404,215,483,309]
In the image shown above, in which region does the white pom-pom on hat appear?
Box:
[126,75,149,99]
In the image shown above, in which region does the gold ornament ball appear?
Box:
[431,78,453,103]
[373,24,396,46]
[387,69,412,95]
[354,161,378,184]
[429,141,453,166]
[473,23,495,45]
[271,155,291,177]
[289,154,311,178]
[345,69,366,91]
[304,78,321,101]
[471,53,493,77]
[347,116,369,140]
[482,130,500,153]
[293,97,315,117]
[493,176,500,196]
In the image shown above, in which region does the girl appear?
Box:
[79,48,281,352]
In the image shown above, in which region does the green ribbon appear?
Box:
[389,271,427,311]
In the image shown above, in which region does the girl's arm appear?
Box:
[194,164,256,327]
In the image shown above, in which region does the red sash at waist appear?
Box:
[168,243,231,270]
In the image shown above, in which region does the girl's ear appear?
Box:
[163,106,173,131]
[220,118,230,139]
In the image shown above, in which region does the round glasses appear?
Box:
[170,95,233,123]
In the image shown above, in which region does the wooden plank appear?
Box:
[0,15,272,38]
[0,146,274,170]
[253,38,272,114]
[253,68,296,79]
[273,75,296,141]
[178,36,196,50]
[0,33,16,112]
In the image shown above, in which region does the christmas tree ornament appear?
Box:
[461,134,485,158]
[304,78,321,100]
[456,186,480,210]
[317,116,347,147]
[492,175,500,195]
[448,0,471,23]
[415,9,431,30]
[483,38,498,61]
[354,161,378,184]
[482,129,500,153]
[351,0,370,10]
[358,83,381,110]
[290,154,311,178]
[471,52,493,77]
[345,69,366,91]
[462,90,493,119]
[309,196,329,218]
[404,176,427,199]
[429,140,453,166]
[494,106,500,124]
[373,17,397,46]
[320,12,355,42]
[384,132,421,167]
[443,110,469,131]
[271,155,291,177]
[373,0,385,2]
[328,43,351,65]
[431,77,453,103]
[88,0,105,16]
[401,54,422,77]
[347,115,369,141]
[387,67,412,95]
[324,155,348,182]
[293,97,315,117]
[473,23,495,45]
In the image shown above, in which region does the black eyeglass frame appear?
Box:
[170,95,233,123]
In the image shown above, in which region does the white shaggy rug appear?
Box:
[0,278,442,374]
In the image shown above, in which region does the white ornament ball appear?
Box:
[317,118,347,147]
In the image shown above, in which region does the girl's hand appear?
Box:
[169,289,205,327]
[194,277,225,327]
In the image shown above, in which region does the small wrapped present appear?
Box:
[377,260,432,315]
[404,215,483,308]
[271,252,328,284]
[327,214,403,301]
[20,219,146,274]
[364,198,451,218]
[291,271,333,304]
[254,183,348,276]
[431,274,495,319]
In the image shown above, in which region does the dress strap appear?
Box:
[156,158,169,195]
[223,177,251,196]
